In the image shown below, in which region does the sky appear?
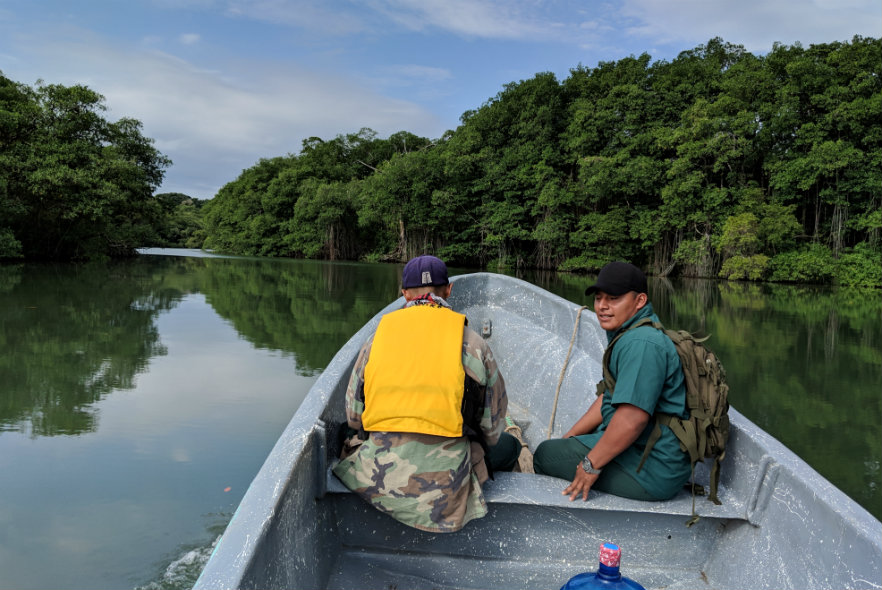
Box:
[1,1,879,200]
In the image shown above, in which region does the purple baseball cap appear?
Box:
[401,255,449,289]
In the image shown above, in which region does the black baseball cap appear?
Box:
[584,261,648,296]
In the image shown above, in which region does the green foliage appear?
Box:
[718,213,761,257]
[569,206,642,264]
[835,243,882,288]
[719,254,770,280]
[757,202,802,254]
[673,237,710,266]
[150,192,205,247]
[769,243,837,284]
[0,74,170,260]
[558,253,610,273]
[0,228,23,258]
[354,147,451,262]
[716,198,802,280]
[202,156,297,256]
[285,179,360,259]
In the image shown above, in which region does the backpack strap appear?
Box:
[597,317,658,395]
[707,450,725,505]
[462,374,493,479]
[635,419,665,472]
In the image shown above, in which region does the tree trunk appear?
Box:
[651,229,680,276]
[871,197,881,248]
[398,218,407,262]
[830,204,847,258]
[327,224,337,261]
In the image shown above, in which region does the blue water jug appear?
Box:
[560,542,646,590]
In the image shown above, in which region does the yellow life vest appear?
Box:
[363,305,466,437]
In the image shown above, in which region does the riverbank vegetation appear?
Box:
[2,37,879,286]
[151,192,208,248]
[0,76,173,260]
[201,36,880,287]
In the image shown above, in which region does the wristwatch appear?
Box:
[581,455,602,475]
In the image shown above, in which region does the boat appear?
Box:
[194,273,882,590]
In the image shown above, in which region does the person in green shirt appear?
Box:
[534,261,691,501]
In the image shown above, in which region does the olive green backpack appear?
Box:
[598,318,730,524]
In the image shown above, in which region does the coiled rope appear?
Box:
[547,305,589,439]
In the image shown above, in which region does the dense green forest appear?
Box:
[202,36,880,287]
[2,37,879,286]
[150,192,208,248]
[0,74,206,259]
[0,76,171,260]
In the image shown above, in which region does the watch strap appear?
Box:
[581,455,602,475]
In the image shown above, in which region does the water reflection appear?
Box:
[0,256,402,438]
[0,253,407,590]
[0,262,176,436]
[194,257,400,375]
[703,281,882,515]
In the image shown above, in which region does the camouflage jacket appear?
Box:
[332,293,508,533]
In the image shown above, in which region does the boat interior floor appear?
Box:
[323,470,748,590]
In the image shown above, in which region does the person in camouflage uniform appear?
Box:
[332,255,518,533]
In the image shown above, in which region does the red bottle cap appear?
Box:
[599,542,621,567]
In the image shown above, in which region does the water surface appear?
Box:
[0,251,878,589]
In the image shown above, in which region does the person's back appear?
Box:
[533,261,690,502]
[333,255,519,532]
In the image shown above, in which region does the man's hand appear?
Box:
[560,404,649,501]
[563,465,600,501]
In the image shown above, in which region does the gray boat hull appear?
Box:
[195,273,881,590]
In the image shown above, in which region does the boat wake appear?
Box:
[137,536,221,590]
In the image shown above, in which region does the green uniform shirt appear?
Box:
[575,303,691,499]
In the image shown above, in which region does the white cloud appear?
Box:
[166,0,880,57]
[619,0,881,52]
[360,64,457,106]
[222,0,561,40]
[179,33,201,45]
[2,24,441,199]
[367,0,565,40]
[224,0,368,35]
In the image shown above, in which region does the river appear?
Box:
[0,249,878,589]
